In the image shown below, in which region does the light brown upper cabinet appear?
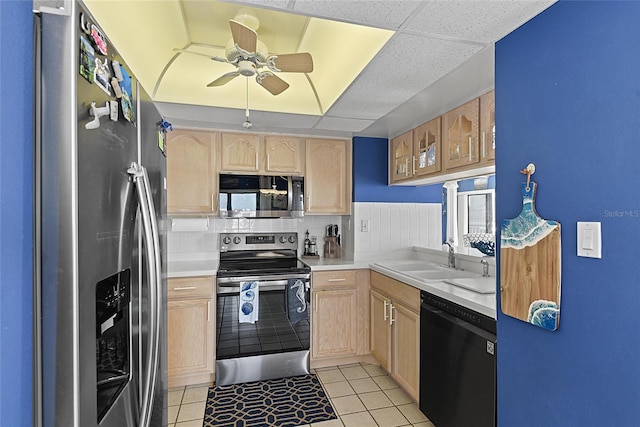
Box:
[166,129,218,215]
[414,117,442,177]
[264,135,304,174]
[480,90,495,163]
[390,118,442,185]
[442,98,480,170]
[305,138,352,215]
[390,130,413,183]
[220,132,304,174]
[220,132,261,172]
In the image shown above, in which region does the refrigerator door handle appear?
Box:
[128,163,161,427]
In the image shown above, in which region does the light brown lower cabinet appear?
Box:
[167,276,215,388]
[312,287,358,359]
[370,271,420,401]
[310,270,370,366]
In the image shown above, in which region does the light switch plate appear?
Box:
[577,222,601,258]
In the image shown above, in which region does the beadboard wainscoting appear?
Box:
[350,202,442,261]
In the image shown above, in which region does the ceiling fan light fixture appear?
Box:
[238,60,256,77]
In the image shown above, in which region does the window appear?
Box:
[443,176,495,256]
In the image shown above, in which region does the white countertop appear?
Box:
[166,248,497,318]
[167,260,218,278]
[368,262,496,319]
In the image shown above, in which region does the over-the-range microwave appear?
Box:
[218,174,304,218]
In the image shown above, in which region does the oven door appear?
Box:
[215,274,311,385]
[215,275,311,358]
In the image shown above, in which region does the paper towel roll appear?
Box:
[171,217,209,232]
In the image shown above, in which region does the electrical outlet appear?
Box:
[361,219,370,232]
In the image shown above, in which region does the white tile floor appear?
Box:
[166,362,435,427]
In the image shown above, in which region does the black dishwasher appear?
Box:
[419,291,496,427]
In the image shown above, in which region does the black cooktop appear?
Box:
[217,249,310,278]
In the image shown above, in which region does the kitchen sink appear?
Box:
[443,277,496,294]
[372,260,441,271]
[406,268,479,282]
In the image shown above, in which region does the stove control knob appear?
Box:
[288,235,297,244]
[279,236,288,243]
[222,236,231,245]
[233,236,241,245]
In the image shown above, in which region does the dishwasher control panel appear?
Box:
[421,291,496,334]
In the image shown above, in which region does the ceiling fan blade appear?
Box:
[257,73,289,96]
[271,53,314,73]
[230,19,257,53]
[207,71,240,87]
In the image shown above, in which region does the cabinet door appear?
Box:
[414,118,441,177]
[390,130,413,183]
[305,138,351,214]
[480,90,495,163]
[220,132,261,172]
[370,289,391,371]
[442,98,480,170]
[312,288,358,359]
[391,301,420,401]
[166,129,217,214]
[167,298,214,380]
[264,135,303,174]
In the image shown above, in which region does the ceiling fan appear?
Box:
[176,13,314,96]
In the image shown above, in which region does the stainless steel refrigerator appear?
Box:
[33,1,167,426]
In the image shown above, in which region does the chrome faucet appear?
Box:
[444,241,456,269]
[481,259,490,277]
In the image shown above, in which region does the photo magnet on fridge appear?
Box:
[119,65,134,122]
[79,36,95,83]
[93,57,112,96]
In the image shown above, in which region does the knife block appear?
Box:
[323,236,341,259]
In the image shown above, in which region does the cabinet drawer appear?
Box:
[370,271,420,313]
[313,270,357,288]
[168,276,213,300]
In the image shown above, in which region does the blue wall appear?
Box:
[352,136,442,203]
[496,1,640,425]
[0,1,34,426]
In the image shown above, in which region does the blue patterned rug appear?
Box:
[203,374,337,427]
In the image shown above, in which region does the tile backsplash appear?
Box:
[350,202,441,261]
[167,202,441,262]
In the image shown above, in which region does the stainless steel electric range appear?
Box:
[215,232,311,386]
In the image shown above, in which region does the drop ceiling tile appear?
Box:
[291,1,423,29]
[405,1,556,43]
[314,116,374,133]
[328,33,483,119]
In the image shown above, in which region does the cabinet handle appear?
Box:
[481,132,486,158]
[327,278,345,282]
[172,286,196,291]
[389,303,396,326]
[404,158,409,176]
[412,155,416,175]
[468,137,473,161]
[211,193,215,211]
[255,152,259,170]
[383,300,388,321]
[207,300,211,322]
[315,293,318,312]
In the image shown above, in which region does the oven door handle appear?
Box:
[216,273,310,284]
[217,277,309,294]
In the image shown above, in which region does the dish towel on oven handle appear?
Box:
[285,278,308,324]
[239,281,259,324]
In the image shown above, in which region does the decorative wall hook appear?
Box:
[161,119,173,133]
[520,163,536,191]
[85,101,110,130]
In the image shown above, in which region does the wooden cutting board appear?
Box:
[500,182,561,331]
